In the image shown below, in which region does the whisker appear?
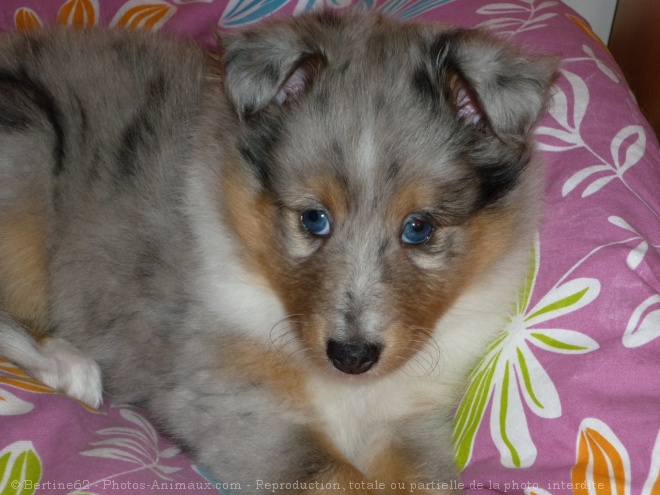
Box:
[267,314,302,352]
[389,325,443,378]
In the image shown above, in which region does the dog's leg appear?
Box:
[363,414,463,495]
[298,459,378,495]
[0,311,103,407]
[298,446,459,495]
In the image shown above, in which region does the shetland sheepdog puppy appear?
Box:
[0,11,557,493]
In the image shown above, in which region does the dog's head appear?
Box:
[214,12,557,377]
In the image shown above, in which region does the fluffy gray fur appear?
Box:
[0,12,557,493]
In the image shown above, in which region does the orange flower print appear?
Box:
[0,359,56,396]
[573,419,629,495]
[110,1,177,31]
[57,0,100,28]
[573,419,660,495]
[14,8,43,32]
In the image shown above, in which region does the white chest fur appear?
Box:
[307,370,443,472]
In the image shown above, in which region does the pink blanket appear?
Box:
[1,1,658,494]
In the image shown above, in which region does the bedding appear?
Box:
[0,1,658,494]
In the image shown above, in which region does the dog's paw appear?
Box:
[33,337,104,408]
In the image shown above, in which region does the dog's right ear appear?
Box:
[214,25,326,118]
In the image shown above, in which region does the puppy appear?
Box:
[0,12,557,493]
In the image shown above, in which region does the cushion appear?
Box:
[0,1,658,494]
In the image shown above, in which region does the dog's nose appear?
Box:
[326,339,381,375]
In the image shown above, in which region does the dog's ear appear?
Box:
[215,25,326,118]
[429,30,559,137]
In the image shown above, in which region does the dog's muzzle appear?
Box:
[326,339,381,375]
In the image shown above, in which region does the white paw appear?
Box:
[33,338,104,408]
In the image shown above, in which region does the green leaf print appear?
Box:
[0,442,42,495]
[525,287,589,322]
[454,349,501,469]
[516,243,538,315]
[498,363,522,468]
[516,347,543,410]
[529,332,590,352]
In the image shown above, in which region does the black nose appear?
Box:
[326,339,381,375]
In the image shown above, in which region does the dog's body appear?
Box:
[0,13,556,493]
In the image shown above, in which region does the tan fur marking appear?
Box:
[221,165,282,286]
[387,181,436,228]
[219,338,311,412]
[302,431,377,495]
[308,174,349,222]
[463,206,517,278]
[299,438,451,495]
[366,446,419,494]
[0,212,49,336]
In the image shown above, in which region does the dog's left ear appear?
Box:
[215,24,326,118]
[430,29,559,137]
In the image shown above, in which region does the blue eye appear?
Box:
[401,216,433,245]
[301,209,331,237]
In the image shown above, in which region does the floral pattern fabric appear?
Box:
[0,1,658,494]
